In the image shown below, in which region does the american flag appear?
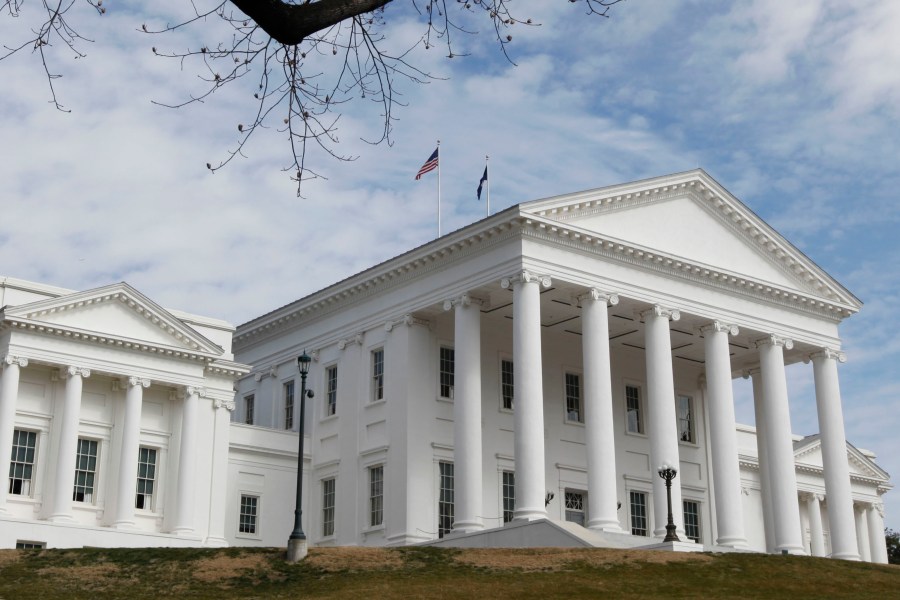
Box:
[415,148,439,180]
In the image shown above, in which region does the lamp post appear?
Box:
[658,463,680,543]
[287,351,314,562]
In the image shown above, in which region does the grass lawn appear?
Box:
[0,545,897,599]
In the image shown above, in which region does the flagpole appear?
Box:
[485,155,490,218]
[437,140,441,238]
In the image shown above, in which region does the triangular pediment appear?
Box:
[520,170,861,311]
[3,283,223,355]
[794,435,890,482]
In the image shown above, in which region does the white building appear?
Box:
[0,170,891,562]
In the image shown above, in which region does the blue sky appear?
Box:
[1,1,898,531]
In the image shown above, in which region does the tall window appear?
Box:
[626,385,643,434]
[135,447,157,510]
[73,438,98,503]
[8,429,36,496]
[564,490,586,526]
[438,461,454,538]
[239,494,259,534]
[326,365,338,417]
[502,470,515,523]
[439,347,455,399]
[371,349,384,402]
[322,478,336,537]
[500,359,514,410]
[683,500,701,543]
[629,490,648,536]
[244,394,255,425]
[677,395,695,443]
[284,381,295,430]
[369,465,384,527]
[15,541,45,549]
[565,372,582,423]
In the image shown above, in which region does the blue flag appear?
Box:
[477,166,488,200]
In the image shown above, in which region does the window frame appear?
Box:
[564,489,587,526]
[238,493,260,537]
[244,394,255,426]
[371,348,385,403]
[624,383,644,435]
[72,438,99,504]
[682,499,701,543]
[439,346,455,400]
[283,380,295,430]
[564,371,583,424]
[438,461,455,538]
[500,358,514,411]
[135,446,158,511]
[15,540,46,549]
[501,470,515,523]
[322,477,336,538]
[368,464,384,528]
[325,364,338,417]
[677,394,696,444]
[8,428,38,497]
[629,490,649,536]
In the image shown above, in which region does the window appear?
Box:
[626,385,643,434]
[371,349,384,402]
[135,447,157,510]
[369,465,384,527]
[677,395,695,443]
[564,490,586,526]
[322,478,336,537]
[73,438,98,503]
[244,394,255,425]
[239,494,259,534]
[502,470,515,523]
[326,365,338,417]
[500,359,514,410]
[565,373,582,423]
[284,381,295,430]
[630,490,648,536]
[8,429,36,496]
[15,541,45,549]
[439,347,455,399]
[438,461,454,538]
[683,500,701,543]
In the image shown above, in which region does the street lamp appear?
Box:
[287,351,315,562]
[658,463,680,543]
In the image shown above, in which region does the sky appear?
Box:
[1,1,899,532]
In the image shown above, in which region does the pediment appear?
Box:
[794,436,889,482]
[520,170,861,310]
[3,283,223,355]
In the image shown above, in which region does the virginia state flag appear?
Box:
[477,166,488,200]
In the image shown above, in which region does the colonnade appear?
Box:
[443,270,876,561]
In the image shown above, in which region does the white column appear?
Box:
[580,288,621,532]
[445,293,484,533]
[501,270,550,521]
[755,335,805,554]
[748,368,776,552]
[811,349,860,561]
[49,366,91,522]
[642,305,683,538]
[0,355,28,513]
[113,377,149,529]
[868,502,889,564]
[173,386,201,534]
[701,321,747,547]
[805,493,826,557]
[854,504,871,562]
[205,397,234,547]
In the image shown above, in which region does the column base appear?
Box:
[171,527,195,536]
[513,508,548,522]
[715,535,749,548]
[286,538,308,562]
[205,536,228,548]
[451,520,484,534]
[831,551,861,561]
[111,520,136,531]
[46,513,75,524]
[774,545,807,556]
[587,519,623,533]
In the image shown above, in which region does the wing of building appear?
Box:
[0,170,891,561]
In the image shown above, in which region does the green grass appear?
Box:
[0,545,896,599]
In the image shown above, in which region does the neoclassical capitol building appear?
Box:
[0,170,891,561]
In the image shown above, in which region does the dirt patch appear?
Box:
[192,553,269,583]
[0,551,20,568]
[454,547,714,572]
[305,547,404,572]
[38,563,121,580]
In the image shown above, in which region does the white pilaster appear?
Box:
[854,504,871,562]
[868,502,889,564]
[445,294,484,533]
[501,270,550,521]
[811,348,859,561]
[580,289,621,532]
[173,386,201,535]
[748,368,776,552]
[701,321,747,547]
[49,366,91,522]
[0,355,28,513]
[755,335,805,554]
[113,377,150,529]
[805,493,826,557]
[206,397,235,547]
[642,305,683,538]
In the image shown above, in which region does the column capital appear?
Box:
[185,385,205,397]
[741,367,761,379]
[753,334,793,350]
[639,304,680,322]
[215,398,236,412]
[385,314,431,332]
[577,288,619,306]
[337,332,365,348]
[128,376,151,389]
[443,294,486,311]
[699,321,739,336]
[810,347,847,363]
[800,491,823,502]
[501,270,551,289]
[2,355,28,368]
[63,366,91,378]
